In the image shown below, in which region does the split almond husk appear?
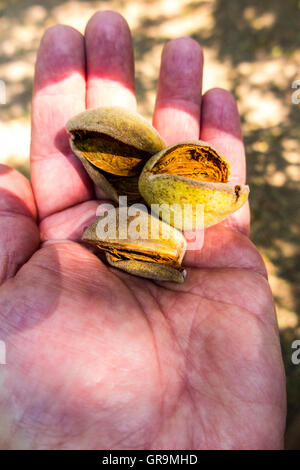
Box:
[138,141,249,230]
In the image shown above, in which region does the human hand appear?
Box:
[0,11,286,449]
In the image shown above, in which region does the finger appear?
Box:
[200,88,250,234]
[153,37,203,145]
[31,25,94,221]
[0,165,40,284]
[85,11,136,110]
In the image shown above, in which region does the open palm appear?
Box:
[0,12,285,449]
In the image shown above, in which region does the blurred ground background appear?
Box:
[0,0,299,448]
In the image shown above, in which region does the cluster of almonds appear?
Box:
[66,107,249,283]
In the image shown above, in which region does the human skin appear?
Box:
[0,11,286,449]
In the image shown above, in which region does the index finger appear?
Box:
[30,25,93,220]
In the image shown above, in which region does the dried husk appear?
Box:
[66,107,166,203]
[82,207,187,283]
[138,141,249,230]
